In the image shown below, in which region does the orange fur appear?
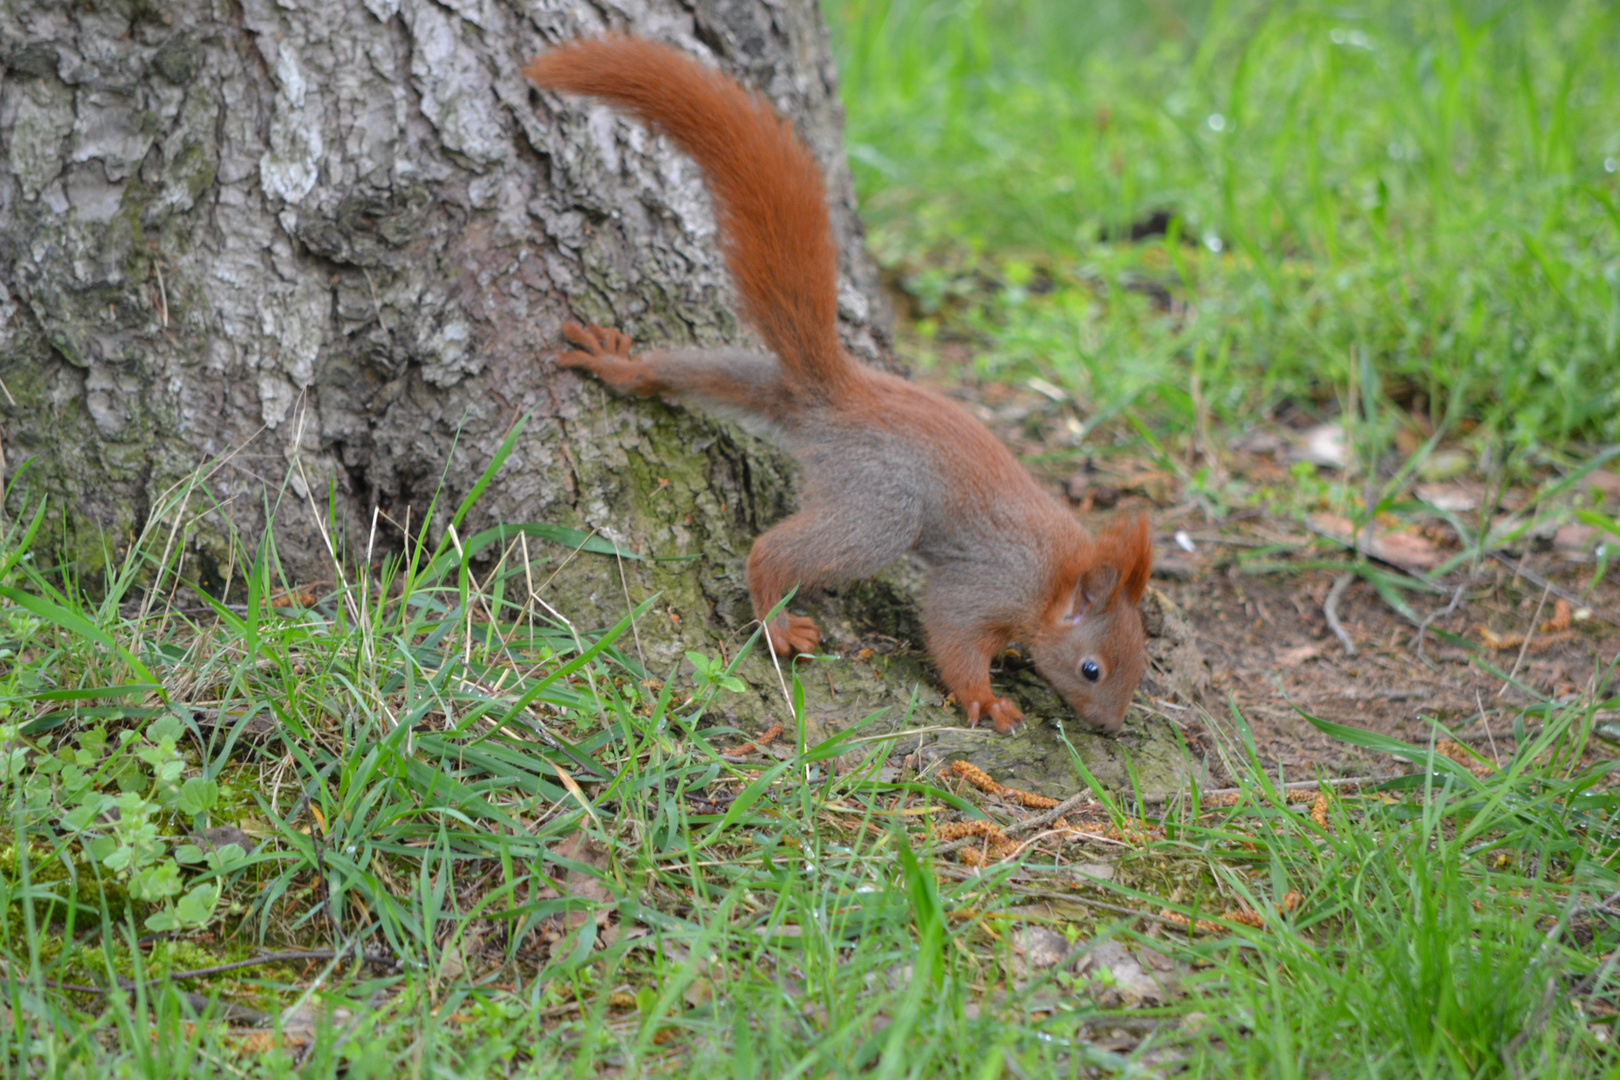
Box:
[524,38,848,399]
[527,38,1153,733]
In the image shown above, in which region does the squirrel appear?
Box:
[524,36,1153,734]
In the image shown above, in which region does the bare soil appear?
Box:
[1157,537,1618,777]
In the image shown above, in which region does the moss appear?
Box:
[116,181,154,282]
[150,33,201,86]
[0,43,59,80]
[0,842,135,928]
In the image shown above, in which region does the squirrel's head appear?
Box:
[1030,516,1152,734]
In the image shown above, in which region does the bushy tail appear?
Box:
[525,37,853,397]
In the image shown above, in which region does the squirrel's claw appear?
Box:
[766,614,820,656]
[965,694,1025,735]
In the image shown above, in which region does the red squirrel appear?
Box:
[524,37,1152,734]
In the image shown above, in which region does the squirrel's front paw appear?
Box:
[558,321,635,371]
[964,694,1025,734]
[765,614,820,656]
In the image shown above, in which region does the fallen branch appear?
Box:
[1324,571,1358,656]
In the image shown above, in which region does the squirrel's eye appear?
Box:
[1081,660,1100,682]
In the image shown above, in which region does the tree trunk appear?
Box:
[0,0,884,571]
[0,0,1198,793]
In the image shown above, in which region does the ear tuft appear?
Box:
[1095,515,1153,608]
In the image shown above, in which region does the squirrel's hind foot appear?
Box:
[765,614,820,657]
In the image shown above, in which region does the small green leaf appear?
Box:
[144,908,179,933]
[148,714,183,745]
[176,777,219,816]
[205,843,249,873]
[132,861,181,901]
[174,844,205,865]
[174,882,220,926]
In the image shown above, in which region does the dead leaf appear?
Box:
[1372,530,1442,570]
[549,759,600,827]
[232,1002,357,1061]
[1065,471,1122,508]
[549,830,614,932]
[1436,740,1496,778]
[1554,523,1599,555]
[1414,483,1479,512]
[682,975,718,1009]
[727,722,785,756]
[1137,946,1174,973]
[750,924,804,938]
[1122,471,1176,505]
[1584,470,1620,502]
[1309,513,1442,570]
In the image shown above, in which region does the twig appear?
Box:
[1411,582,1468,668]
[1497,583,1549,699]
[1005,790,1097,837]
[1324,571,1358,656]
[1476,690,1502,769]
[926,790,1100,860]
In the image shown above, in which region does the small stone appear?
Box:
[1011,927,1071,976]
[187,825,256,854]
[1554,523,1598,555]
[1295,423,1347,468]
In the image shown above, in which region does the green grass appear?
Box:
[3,447,1619,1077]
[829,0,1620,447]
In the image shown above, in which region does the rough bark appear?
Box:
[0,0,882,570]
[0,0,1199,793]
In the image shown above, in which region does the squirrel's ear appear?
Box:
[1120,515,1152,607]
[1062,564,1120,624]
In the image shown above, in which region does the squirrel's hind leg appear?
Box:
[747,497,921,657]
